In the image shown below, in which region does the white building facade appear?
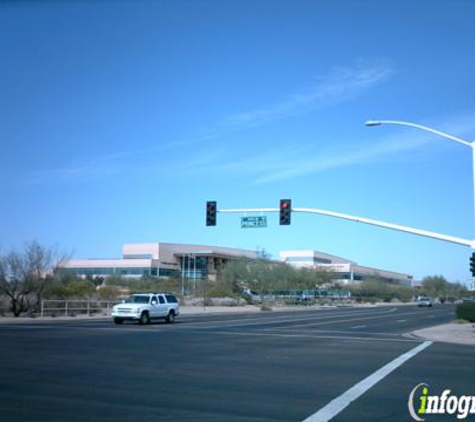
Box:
[60,243,412,287]
[60,243,257,280]
[280,250,412,286]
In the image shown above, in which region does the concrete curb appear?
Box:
[411,322,475,346]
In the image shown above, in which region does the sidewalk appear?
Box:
[411,322,475,346]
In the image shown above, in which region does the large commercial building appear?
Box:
[279,250,413,286]
[60,242,412,286]
[60,243,257,281]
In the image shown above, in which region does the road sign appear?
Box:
[241,216,267,229]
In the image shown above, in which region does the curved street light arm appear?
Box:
[366,118,475,245]
[365,120,472,147]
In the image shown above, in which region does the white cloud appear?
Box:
[22,61,396,185]
[24,143,177,185]
[207,61,394,136]
[181,113,475,185]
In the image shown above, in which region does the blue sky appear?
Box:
[1,0,475,283]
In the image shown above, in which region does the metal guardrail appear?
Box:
[40,300,120,317]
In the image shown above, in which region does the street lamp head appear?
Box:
[365,120,382,127]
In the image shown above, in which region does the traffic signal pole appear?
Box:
[216,205,475,247]
[294,207,475,248]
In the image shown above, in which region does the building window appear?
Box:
[159,268,180,278]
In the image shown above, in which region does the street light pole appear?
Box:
[366,119,475,241]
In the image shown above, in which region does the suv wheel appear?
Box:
[166,311,175,323]
[139,311,150,325]
[114,318,124,325]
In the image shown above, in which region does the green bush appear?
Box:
[456,301,475,322]
[96,285,122,300]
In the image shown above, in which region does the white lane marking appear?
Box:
[277,312,401,330]
[396,320,407,323]
[350,325,367,329]
[187,330,422,343]
[182,309,382,327]
[181,308,394,327]
[302,341,433,422]
[267,328,403,337]
[191,308,398,330]
[280,308,446,330]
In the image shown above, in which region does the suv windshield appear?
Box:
[125,295,150,304]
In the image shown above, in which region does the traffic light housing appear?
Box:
[470,252,475,277]
[279,199,292,225]
[206,201,217,226]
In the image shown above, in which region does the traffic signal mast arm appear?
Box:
[217,206,475,248]
[294,207,475,247]
[218,208,279,214]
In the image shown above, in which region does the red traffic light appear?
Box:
[279,199,291,225]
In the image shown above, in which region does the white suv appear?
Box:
[417,296,433,307]
[112,293,179,325]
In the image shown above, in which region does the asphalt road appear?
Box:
[0,305,472,422]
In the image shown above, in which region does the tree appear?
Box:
[348,276,415,303]
[222,257,277,301]
[0,242,66,317]
[422,275,470,301]
[421,275,449,299]
[222,258,337,297]
[446,282,470,300]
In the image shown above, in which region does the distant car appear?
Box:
[111,293,179,324]
[241,289,275,303]
[417,296,433,307]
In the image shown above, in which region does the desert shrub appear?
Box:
[96,285,122,300]
[456,301,475,322]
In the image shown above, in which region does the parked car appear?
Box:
[417,296,433,307]
[111,293,179,324]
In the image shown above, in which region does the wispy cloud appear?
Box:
[206,61,394,137]
[22,61,395,186]
[25,143,178,185]
[181,113,475,184]
[253,134,430,184]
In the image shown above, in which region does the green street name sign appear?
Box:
[241,216,267,229]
